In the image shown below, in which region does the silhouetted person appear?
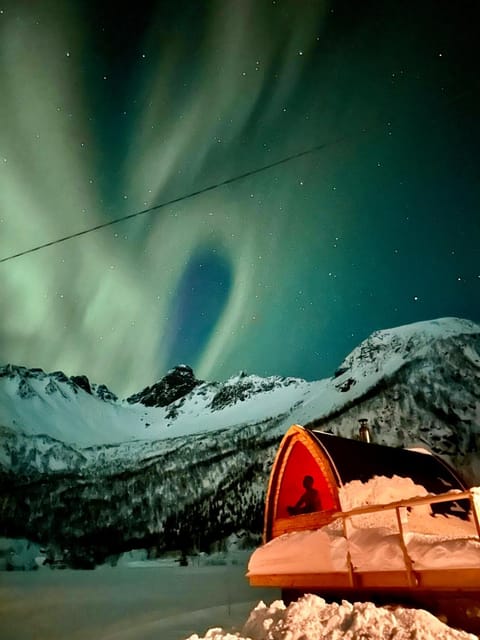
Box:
[287,475,321,515]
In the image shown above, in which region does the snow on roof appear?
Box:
[249,476,480,575]
[185,593,477,639]
[339,474,429,511]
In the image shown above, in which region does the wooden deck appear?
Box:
[249,567,480,593]
[249,489,480,596]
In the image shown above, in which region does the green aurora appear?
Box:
[0,0,478,396]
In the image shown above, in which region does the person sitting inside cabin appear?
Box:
[287,475,321,515]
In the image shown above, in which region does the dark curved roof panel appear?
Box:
[309,430,467,496]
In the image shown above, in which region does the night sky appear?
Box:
[0,0,479,397]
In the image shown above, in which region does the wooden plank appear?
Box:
[416,568,480,590]
[395,506,417,587]
[342,516,356,588]
[470,492,480,538]
[249,571,414,590]
[355,571,413,588]
[248,568,480,592]
[333,489,475,521]
[272,512,335,537]
[248,572,351,589]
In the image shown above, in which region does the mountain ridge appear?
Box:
[1,316,479,567]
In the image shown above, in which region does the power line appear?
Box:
[1,84,472,266]
[0,138,344,265]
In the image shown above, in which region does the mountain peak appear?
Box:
[0,364,118,403]
[209,371,302,412]
[335,317,480,379]
[126,364,202,407]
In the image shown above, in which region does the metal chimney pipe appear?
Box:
[358,418,371,443]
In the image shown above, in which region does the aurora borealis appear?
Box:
[0,1,479,397]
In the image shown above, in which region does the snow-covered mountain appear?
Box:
[0,362,308,448]
[306,317,480,477]
[0,317,479,567]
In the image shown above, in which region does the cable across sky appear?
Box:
[1,80,471,268]
[0,137,346,265]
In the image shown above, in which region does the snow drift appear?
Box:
[185,594,477,640]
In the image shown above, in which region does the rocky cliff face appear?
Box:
[0,317,479,568]
[126,364,202,407]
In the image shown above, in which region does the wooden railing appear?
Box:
[329,489,480,588]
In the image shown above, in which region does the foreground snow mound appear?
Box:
[186,595,477,640]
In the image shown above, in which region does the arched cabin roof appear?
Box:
[309,428,466,495]
[264,424,467,542]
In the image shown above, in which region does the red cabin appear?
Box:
[248,424,480,634]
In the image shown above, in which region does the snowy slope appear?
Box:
[0,364,311,447]
[296,317,480,478]
[1,317,478,454]
[1,317,479,566]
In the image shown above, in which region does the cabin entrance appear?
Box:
[276,441,337,519]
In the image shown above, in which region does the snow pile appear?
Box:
[409,533,480,570]
[185,594,477,639]
[247,527,349,574]
[340,475,429,511]
[339,474,429,531]
[248,476,480,575]
[0,538,43,570]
